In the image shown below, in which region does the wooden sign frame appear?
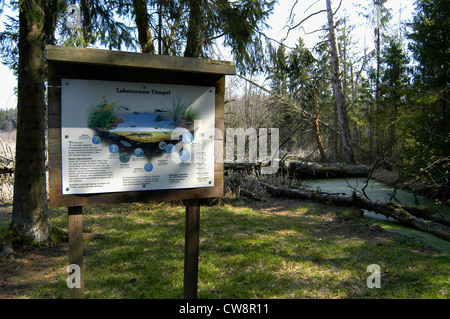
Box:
[47,45,235,207]
[46,45,235,299]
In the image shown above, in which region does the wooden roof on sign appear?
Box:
[45,45,236,75]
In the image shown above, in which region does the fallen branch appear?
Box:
[400,205,450,228]
[225,161,370,179]
[236,73,338,135]
[239,188,264,201]
[225,172,265,201]
[258,181,450,241]
[283,161,370,178]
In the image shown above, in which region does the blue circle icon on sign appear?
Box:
[119,152,130,163]
[158,141,167,150]
[165,143,175,153]
[109,144,119,154]
[144,163,153,172]
[180,150,190,162]
[134,148,144,157]
[182,132,193,144]
[92,136,101,144]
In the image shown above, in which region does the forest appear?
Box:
[0,0,446,198]
[0,108,16,132]
[0,0,449,300]
[223,0,449,204]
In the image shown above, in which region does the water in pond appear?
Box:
[303,178,450,255]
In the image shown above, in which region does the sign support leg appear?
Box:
[184,199,200,299]
[68,206,84,299]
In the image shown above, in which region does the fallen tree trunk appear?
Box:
[225,161,370,178]
[283,161,370,178]
[399,205,450,228]
[259,181,450,242]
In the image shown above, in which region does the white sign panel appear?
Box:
[61,79,215,195]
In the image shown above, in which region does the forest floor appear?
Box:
[0,203,68,299]
[0,197,448,299]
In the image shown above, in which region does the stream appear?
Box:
[303,178,450,255]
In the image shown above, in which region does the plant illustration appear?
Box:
[87,96,128,130]
[161,96,198,122]
[184,105,199,121]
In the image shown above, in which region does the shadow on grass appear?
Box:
[47,199,449,299]
[196,203,449,299]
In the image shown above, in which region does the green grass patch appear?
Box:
[1,199,449,299]
[0,202,12,233]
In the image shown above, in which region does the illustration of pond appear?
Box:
[86,94,198,163]
[94,112,194,162]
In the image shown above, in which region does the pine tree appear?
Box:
[404,0,449,200]
[379,38,409,159]
[130,0,275,71]
[10,0,51,243]
[407,0,449,140]
[133,0,156,53]
[266,40,327,161]
[1,1,136,245]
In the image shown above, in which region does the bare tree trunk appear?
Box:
[133,0,156,54]
[326,0,356,165]
[184,0,206,58]
[374,24,382,157]
[158,0,163,54]
[11,0,51,243]
[310,83,326,162]
[312,116,326,162]
[330,101,338,162]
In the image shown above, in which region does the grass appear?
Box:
[1,198,449,299]
[162,96,197,122]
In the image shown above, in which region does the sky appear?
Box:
[0,0,415,110]
[266,0,414,50]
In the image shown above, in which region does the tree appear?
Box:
[184,0,206,57]
[133,0,156,54]
[1,1,136,245]
[0,108,17,131]
[379,38,409,159]
[373,0,392,133]
[259,181,450,241]
[130,0,186,55]
[355,0,392,159]
[10,0,51,243]
[407,0,449,140]
[131,0,275,71]
[57,1,134,49]
[404,0,450,201]
[212,0,274,73]
[266,40,327,161]
[326,0,356,165]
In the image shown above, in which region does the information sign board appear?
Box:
[46,45,235,300]
[46,45,235,207]
[61,79,215,195]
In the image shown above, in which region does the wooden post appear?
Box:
[184,199,200,299]
[68,206,84,299]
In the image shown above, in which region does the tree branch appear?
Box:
[236,73,341,136]
[282,9,327,43]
